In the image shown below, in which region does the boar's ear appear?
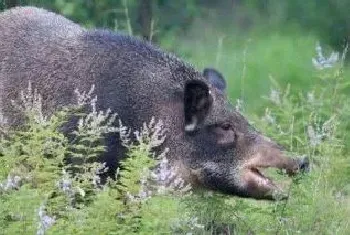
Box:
[184,80,213,132]
[203,68,226,91]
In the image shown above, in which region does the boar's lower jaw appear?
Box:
[234,147,303,200]
[241,167,287,200]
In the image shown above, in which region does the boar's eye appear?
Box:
[221,123,232,131]
[212,123,236,146]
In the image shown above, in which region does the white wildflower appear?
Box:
[74,85,96,107]
[151,149,191,196]
[11,82,47,124]
[36,203,56,235]
[92,163,108,188]
[171,214,205,233]
[269,89,281,105]
[56,169,75,206]
[262,108,275,125]
[307,125,322,147]
[307,91,315,104]
[77,107,119,135]
[119,120,132,147]
[312,42,339,70]
[307,115,336,147]
[75,86,119,135]
[0,175,22,191]
[0,111,8,127]
[134,117,167,149]
[235,99,244,112]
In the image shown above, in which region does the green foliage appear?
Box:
[161,24,319,113]
[0,107,68,234]
[0,93,191,234]
[2,0,350,49]
[230,45,350,234]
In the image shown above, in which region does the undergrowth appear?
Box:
[0,43,349,235]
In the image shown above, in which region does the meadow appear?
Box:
[0,2,350,234]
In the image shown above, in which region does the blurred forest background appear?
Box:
[1,1,350,234]
[1,0,350,111]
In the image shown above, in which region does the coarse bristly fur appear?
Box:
[0,6,306,200]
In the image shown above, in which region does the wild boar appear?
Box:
[0,7,307,200]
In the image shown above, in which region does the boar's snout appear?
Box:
[237,138,309,200]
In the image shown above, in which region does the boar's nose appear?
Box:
[298,156,310,173]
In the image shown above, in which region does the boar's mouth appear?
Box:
[243,166,285,199]
[240,152,308,200]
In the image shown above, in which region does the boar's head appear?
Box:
[174,68,307,200]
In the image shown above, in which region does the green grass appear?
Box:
[161,23,335,113]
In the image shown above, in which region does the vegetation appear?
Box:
[0,1,349,234]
